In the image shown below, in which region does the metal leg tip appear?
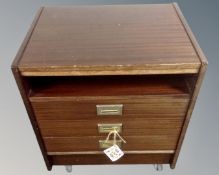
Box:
[65,165,72,173]
[154,164,163,171]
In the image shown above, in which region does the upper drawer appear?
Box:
[31,95,189,120]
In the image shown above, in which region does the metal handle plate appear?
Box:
[99,140,122,149]
[97,123,122,133]
[96,104,123,116]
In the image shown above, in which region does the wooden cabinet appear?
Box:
[12,3,207,171]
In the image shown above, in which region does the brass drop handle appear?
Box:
[98,123,122,148]
[98,125,126,149]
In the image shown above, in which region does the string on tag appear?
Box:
[103,129,126,162]
[104,129,126,144]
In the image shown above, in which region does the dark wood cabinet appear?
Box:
[12,3,207,171]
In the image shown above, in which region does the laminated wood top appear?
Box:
[13,4,203,76]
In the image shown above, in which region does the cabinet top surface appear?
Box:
[14,4,203,76]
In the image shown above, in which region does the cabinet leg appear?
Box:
[154,164,163,171]
[65,165,72,173]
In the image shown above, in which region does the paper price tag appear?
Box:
[103,144,124,162]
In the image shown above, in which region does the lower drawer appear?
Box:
[44,135,179,152]
[50,153,173,165]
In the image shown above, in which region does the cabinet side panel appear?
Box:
[12,68,52,170]
[171,64,207,168]
[171,3,208,168]
[171,4,208,168]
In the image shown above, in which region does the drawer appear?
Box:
[51,154,172,165]
[38,118,184,137]
[31,95,189,120]
[44,135,178,152]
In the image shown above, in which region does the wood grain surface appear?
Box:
[14,4,200,76]
[44,135,179,152]
[38,118,184,137]
[31,95,189,120]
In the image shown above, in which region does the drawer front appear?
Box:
[32,95,188,154]
[38,118,183,137]
[51,154,172,165]
[31,95,189,120]
[44,135,178,152]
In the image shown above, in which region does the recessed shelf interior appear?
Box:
[26,75,196,98]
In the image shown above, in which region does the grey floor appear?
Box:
[0,0,218,175]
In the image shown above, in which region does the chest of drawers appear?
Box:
[12,3,207,171]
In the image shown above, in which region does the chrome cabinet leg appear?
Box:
[154,164,163,171]
[65,165,72,173]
